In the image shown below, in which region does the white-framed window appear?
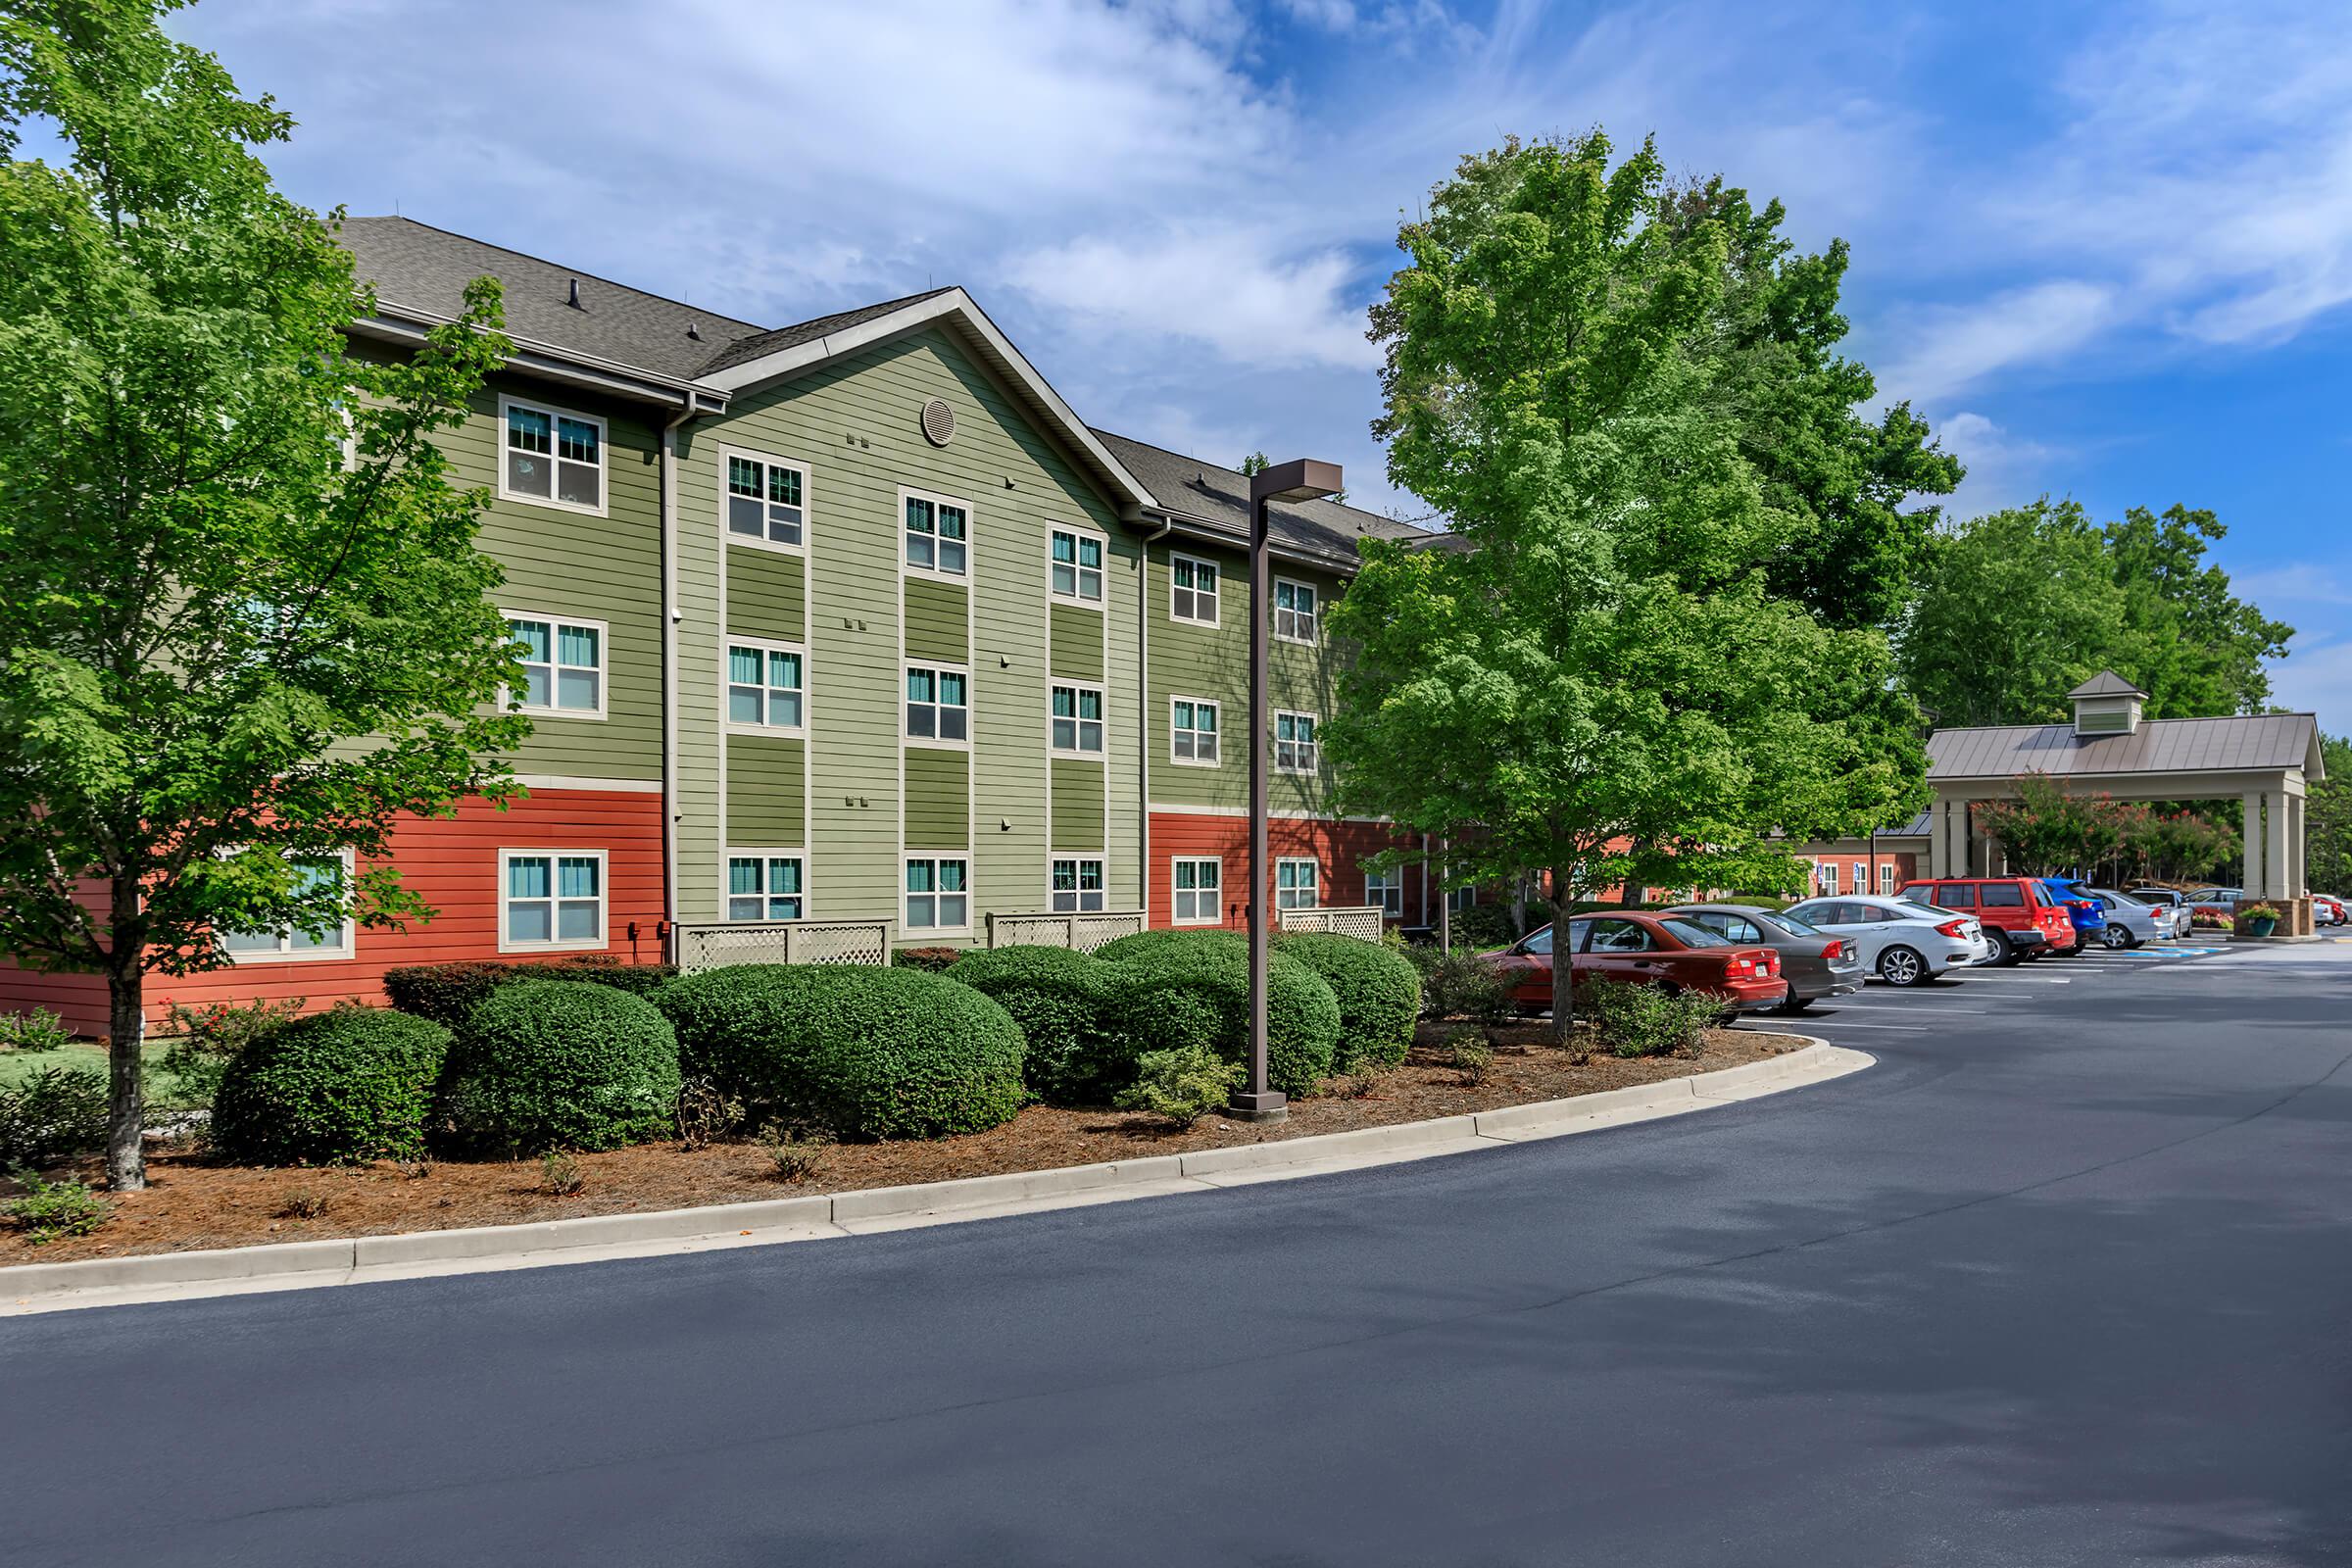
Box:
[1364,867,1403,919]
[1273,577,1319,645]
[906,663,970,746]
[725,639,807,733]
[1172,856,1222,925]
[1448,886,1478,914]
[500,849,607,952]
[220,849,356,962]
[1050,682,1104,757]
[905,857,969,932]
[1050,527,1104,606]
[725,853,805,922]
[499,395,605,514]
[506,612,607,719]
[904,491,970,578]
[1274,710,1318,774]
[724,451,807,551]
[1878,863,1897,895]
[1051,857,1105,912]
[1170,696,1219,766]
[1820,861,1841,896]
[1277,858,1319,911]
[1852,862,1868,898]
[1170,552,1220,625]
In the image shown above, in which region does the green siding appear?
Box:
[726,736,807,845]
[904,577,969,664]
[905,747,969,851]
[725,547,806,640]
[1049,604,1104,680]
[1050,760,1105,851]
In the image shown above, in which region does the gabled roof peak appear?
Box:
[2069,669,2149,700]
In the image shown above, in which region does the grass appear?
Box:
[0,1039,206,1110]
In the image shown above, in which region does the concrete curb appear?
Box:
[3,1040,1868,1314]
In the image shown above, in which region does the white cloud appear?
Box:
[1876,281,2118,405]
[1934,412,2067,519]
[2267,632,2352,733]
[2234,564,2352,611]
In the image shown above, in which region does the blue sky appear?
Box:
[173,0,2352,731]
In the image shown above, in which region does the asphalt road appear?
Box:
[6,941,2350,1566]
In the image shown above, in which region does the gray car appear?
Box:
[2081,886,2185,946]
[1666,903,1867,1013]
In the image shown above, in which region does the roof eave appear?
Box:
[1145,507,1367,573]
[350,304,729,413]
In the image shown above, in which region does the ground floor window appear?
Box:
[906,857,969,931]
[1879,863,1897,895]
[502,850,606,951]
[1277,858,1319,911]
[1364,866,1403,918]
[726,853,805,921]
[1172,857,1222,924]
[1051,858,1105,912]
[220,849,355,961]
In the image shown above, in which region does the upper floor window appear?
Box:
[1170,553,1219,625]
[1051,528,1105,605]
[1274,710,1318,775]
[1170,697,1219,765]
[1051,858,1105,912]
[220,850,355,962]
[726,853,805,922]
[726,640,806,733]
[906,663,970,745]
[1051,682,1104,757]
[501,850,606,952]
[905,493,969,577]
[1273,578,1319,645]
[500,396,605,514]
[726,453,806,550]
[507,612,606,719]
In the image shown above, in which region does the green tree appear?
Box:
[2306,734,2352,892]
[2101,505,2292,718]
[0,0,520,1187]
[1336,131,1924,1039]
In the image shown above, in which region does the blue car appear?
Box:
[2039,878,2106,954]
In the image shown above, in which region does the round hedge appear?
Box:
[437,980,681,1154]
[1103,944,1338,1099]
[945,946,1124,1104]
[656,964,1024,1141]
[1274,933,1421,1071]
[212,1006,452,1165]
[1092,928,1246,964]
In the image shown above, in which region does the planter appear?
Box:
[2245,917,2278,939]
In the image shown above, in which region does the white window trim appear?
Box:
[497,848,610,955]
[502,610,611,722]
[1276,856,1320,911]
[1272,575,1320,647]
[1168,693,1222,768]
[904,661,973,751]
[722,849,809,924]
[1273,709,1319,776]
[1048,678,1107,760]
[497,394,608,517]
[1878,863,1897,895]
[1168,550,1222,628]
[1364,866,1403,919]
[1048,854,1109,913]
[722,635,809,737]
[1170,855,1224,926]
[1048,523,1109,610]
[903,854,972,936]
[720,445,810,557]
[220,848,358,963]
[901,485,973,582]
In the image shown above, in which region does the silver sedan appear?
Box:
[2080,887,2184,946]
[1784,896,1992,987]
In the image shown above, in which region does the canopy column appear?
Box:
[2244,793,2266,896]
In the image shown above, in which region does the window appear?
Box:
[1448,886,1478,914]
[1170,697,1219,765]
[1878,863,1897,895]
[1172,857,1222,924]
[726,641,806,732]
[1276,858,1318,911]
[1273,578,1318,645]
[1051,528,1104,604]
[726,453,806,550]
[1520,926,1553,956]
[500,397,604,514]
[905,493,969,576]
[220,850,355,961]
[725,854,805,921]
[501,850,606,951]
[1051,858,1105,912]
[1936,882,1976,907]
[906,664,970,744]
[1582,917,1653,953]
[905,857,968,931]
[1274,710,1317,775]
[1852,862,1868,897]
[507,613,606,718]
[1170,553,1219,625]
[1050,683,1104,757]
[1980,882,2025,907]
[1365,867,1403,918]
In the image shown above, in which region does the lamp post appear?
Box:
[1232,457,1343,1124]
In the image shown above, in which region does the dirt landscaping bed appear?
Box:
[1,1022,1806,1265]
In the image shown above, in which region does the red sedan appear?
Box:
[1488,912,1785,1014]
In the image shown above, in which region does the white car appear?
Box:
[1784,896,1992,987]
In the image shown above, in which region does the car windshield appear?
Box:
[1768,910,1826,938]
[1660,918,1730,947]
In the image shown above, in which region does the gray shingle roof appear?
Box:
[2068,669,2149,699]
[696,287,959,376]
[1927,712,2320,780]
[1090,429,1439,563]
[339,217,767,383]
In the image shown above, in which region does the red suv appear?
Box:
[1489,911,1785,1013]
[1895,877,2075,965]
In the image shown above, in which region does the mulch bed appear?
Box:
[1,1021,1805,1266]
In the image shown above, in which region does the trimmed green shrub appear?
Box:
[160,996,305,1112]
[945,946,1124,1104]
[1274,932,1420,1070]
[1446,902,1520,951]
[655,964,1024,1141]
[1574,980,1718,1058]
[0,1064,109,1168]
[383,958,680,1030]
[1103,943,1338,1099]
[1114,1047,1240,1128]
[1092,928,1246,964]
[212,1005,452,1165]
[4,1169,111,1243]
[1425,949,1515,1023]
[438,981,681,1154]
[890,946,964,973]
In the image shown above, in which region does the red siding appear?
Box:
[1150,813,1428,930]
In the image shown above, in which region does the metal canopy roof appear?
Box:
[1927,711,2323,781]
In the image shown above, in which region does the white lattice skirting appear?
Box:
[671,920,892,973]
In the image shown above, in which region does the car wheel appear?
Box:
[2101,924,2134,950]
[1984,929,2018,966]
[1779,983,1812,1014]
[1878,946,1927,986]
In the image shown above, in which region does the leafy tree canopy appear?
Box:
[2307,734,2352,893]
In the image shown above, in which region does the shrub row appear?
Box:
[382,956,678,1030]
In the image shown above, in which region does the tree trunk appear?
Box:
[105,966,146,1191]
[1547,874,1577,1047]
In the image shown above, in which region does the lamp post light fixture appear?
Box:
[1232,457,1343,1124]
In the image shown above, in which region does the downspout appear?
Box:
[661,393,701,951]
[1140,511,1173,924]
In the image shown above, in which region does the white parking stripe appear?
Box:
[1797,1019,1929,1032]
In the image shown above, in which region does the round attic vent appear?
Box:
[920,399,956,447]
